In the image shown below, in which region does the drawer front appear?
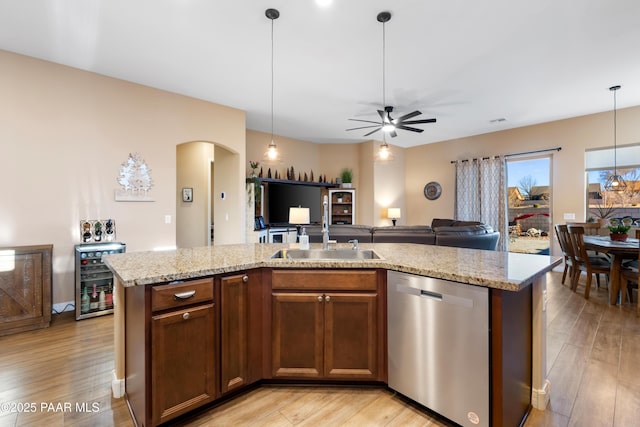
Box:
[272,270,377,291]
[151,278,214,312]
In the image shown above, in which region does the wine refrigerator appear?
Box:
[74,242,126,320]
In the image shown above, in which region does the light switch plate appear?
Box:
[563,213,576,220]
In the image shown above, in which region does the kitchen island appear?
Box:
[104,242,561,427]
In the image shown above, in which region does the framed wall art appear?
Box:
[182,188,193,202]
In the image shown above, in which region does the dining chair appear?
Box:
[554,224,576,286]
[621,230,640,316]
[567,222,602,236]
[567,225,611,299]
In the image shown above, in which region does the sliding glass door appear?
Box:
[506,156,552,254]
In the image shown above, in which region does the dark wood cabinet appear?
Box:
[125,277,217,427]
[219,270,262,394]
[324,292,377,378]
[272,292,324,378]
[0,244,52,336]
[271,269,382,380]
[151,303,216,425]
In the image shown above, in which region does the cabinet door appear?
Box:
[151,304,216,426]
[272,293,324,378]
[324,293,378,379]
[220,273,249,394]
[0,246,52,336]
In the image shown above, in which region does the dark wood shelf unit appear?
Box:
[247,177,339,188]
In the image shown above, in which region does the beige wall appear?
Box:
[1,50,246,305]
[373,142,406,226]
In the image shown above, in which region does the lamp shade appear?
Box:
[387,208,401,219]
[289,207,310,225]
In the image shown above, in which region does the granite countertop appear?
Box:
[103,243,562,291]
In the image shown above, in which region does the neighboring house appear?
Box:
[530,185,550,200]
[588,182,602,200]
[508,187,525,207]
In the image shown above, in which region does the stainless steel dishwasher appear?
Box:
[387,271,489,427]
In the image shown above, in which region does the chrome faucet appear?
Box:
[322,195,330,250]
[348,239,359,250]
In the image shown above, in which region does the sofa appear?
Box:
[301,218,500,251]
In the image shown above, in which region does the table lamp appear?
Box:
[388,207,401,226]
[289,206,310,242]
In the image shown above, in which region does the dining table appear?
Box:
[583,235,639,305]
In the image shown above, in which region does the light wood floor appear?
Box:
[0,271,638,427]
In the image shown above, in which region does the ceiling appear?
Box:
[2,0,640,148]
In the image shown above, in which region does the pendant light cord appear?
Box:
[382,20,386,111]
[613,87,617,174]
[270,16,275,142]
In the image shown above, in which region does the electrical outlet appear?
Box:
[164,215,172,224]
[563,213,575,220]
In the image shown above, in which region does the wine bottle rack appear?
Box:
[79,219,117,243]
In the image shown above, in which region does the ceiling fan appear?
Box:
[347,106,436,137]
[346,11,437,138]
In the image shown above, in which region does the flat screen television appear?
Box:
[267,183,322,225]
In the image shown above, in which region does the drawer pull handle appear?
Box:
[183,312,190,320]
[242,275,249,283]
[174,290,196,301]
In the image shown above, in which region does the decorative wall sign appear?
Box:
[423,181,442,200]
[114,152,155,201]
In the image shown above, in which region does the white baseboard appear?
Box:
[52,301,75,314]
[112,369,125,398]
[531,379,551,410]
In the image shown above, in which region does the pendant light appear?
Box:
[377,11,392,160]
[604,85,627,191]
[265,8,280,161]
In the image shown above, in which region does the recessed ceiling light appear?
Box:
[316,0,332,6]
[490,118,507,123]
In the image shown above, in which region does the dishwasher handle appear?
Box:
[393,283,473,308]
[420,289,443,301]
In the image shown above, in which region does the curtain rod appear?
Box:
[450,146,561,163]
[504,146,561,158]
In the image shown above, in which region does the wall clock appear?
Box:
[423,182,442,200]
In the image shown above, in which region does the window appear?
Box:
[585,144,640,222]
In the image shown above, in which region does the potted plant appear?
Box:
[608,224,630,242]
[591,199,617,226]
[334,192,344,203]
[339,168,353,188]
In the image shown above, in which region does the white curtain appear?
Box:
[455,157,507,251]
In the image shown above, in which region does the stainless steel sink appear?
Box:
[271,248,383,260]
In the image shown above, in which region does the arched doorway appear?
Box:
[176,141,242,248]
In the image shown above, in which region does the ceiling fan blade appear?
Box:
[402,118,437,124]
[395,125,424,133]
[363,127,382,137]
[393,110,422,123]
[348,118,383,125]
[346,125,383,131]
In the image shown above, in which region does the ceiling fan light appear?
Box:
[382,123,395,132]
